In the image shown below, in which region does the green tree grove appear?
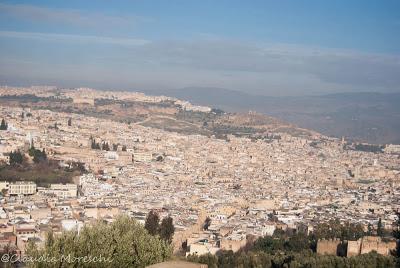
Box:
[26,216,172,268]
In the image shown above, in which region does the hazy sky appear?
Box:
[0,0,399,96]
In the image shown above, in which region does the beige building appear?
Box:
[49,183,78,198]
[133,151,152,162]
[9,181,37,195]
[187,241,220,256]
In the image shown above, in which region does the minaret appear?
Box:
[26,132,33,147]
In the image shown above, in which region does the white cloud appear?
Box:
[0,31,150,46]
[0,3,143,29]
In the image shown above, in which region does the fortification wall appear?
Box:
[348,236,396,256]
[316,239,340,255]
[220,238,247,252]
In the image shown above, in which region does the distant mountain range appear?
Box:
[142,87,400,145]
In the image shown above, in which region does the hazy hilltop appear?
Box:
[0,86,315,141]
[143,87,400,145]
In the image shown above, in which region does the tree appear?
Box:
[145,210,160,236]
[285,233,311,252]
[253,235,284,253]
[28,143,35,156]
[0,119,8,130]
[311,219,364,241]
[90,138,96,149]
[90,138,101,150]
[367,223,373,236]
[35,148,47,163]
[377,218,383,237]
[122,145,127,151]
[9,151,23,165]
[187,250,397,268]
[29,146,47,163]
[393,211,400,257]
[67,118,72,126]
[204,217,212,230]
[102,142,110,151]
[26,216,172,268]
[159,216,175,243]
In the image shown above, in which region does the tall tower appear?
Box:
[26,132,33,148]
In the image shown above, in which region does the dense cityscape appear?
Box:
[0,86,399,267]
